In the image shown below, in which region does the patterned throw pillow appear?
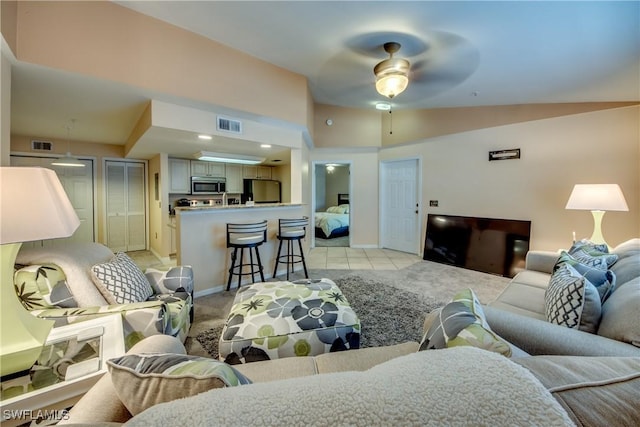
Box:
[419,288,512,357]
[91,252,154,304]
[568,240,618,270]
[14,264,76,310]
[107,353,252,415]
[545,262,602,333]
[570,239,609,254]
[555,251,616,302]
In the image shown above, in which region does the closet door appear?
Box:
[106,161,146,252]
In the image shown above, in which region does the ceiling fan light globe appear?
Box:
[376,74,409,99]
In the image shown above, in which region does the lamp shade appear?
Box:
[565,184,629,211]
[1,167,80,377]
[0,167,80,243]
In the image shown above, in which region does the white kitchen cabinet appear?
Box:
[225,164,243,193]
[257,166,272,179]
[243,165,272,180]
[191,160,225,177]
[168,158,191,193]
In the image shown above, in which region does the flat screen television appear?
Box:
[423,214,531,278]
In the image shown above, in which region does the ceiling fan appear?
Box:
[373,42,411,99]
[314,31,480,109]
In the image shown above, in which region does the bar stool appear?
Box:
[226,220,268,291]
[273,217,309,280]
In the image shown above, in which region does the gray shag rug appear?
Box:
[189,260,511,358]
[195,275,446,358]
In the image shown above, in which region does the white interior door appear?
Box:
[106,161,146,252]
[10,155,95,249]
[381,158,420,254]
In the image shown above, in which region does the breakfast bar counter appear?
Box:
[175,203,307,295]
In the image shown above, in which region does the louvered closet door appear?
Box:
[106,161,147,252]
[126,163,146,251]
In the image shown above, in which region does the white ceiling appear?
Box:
[10,1,640,160]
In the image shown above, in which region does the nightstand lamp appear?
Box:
[565,184,629,250]
[0,167,80,378]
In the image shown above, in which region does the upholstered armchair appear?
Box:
[14,242,193,350]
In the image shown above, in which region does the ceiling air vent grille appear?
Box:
[31,140,53,151]
[217,116,242,134]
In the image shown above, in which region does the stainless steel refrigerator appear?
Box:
[243,179,281,203]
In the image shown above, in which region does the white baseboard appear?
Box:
[194,266,306,298]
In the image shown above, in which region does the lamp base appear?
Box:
[1,243,55,377]
[588,210,610,250]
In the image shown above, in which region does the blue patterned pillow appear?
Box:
[571,239,609,254]
[545,263,602,333]
[555,251,616,302]
[108,353,251,415]
[568,242,618,271]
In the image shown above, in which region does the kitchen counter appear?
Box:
[175,202,302,211]
[175,203,308,295]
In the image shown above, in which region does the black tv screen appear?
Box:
[423,214,531,278]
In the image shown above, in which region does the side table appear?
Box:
[1,314,125,426]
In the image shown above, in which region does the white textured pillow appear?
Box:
[91,252,153,304]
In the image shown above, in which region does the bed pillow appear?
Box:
[326,205,348,214]
[107,353,252,415]
[545,262,602,333]
[91,252,154,304]
[419,288,512,357]
[338,204,350,213]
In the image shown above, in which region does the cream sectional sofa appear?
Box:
[57,239,640,426]
[485,238,640,356]
[61,333,640,426]
[15,242,194,349]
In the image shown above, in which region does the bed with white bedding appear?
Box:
[315,195,349,239]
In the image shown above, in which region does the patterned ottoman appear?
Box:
[219,279,360,364]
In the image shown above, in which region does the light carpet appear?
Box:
[187,260,510,357]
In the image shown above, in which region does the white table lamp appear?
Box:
[565,184,628,248]
[0,167,80,378]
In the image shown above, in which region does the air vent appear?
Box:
[217,116,242,134]
[31,140,53,151]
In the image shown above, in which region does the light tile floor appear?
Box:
[307,247,422,270]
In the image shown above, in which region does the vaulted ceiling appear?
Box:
[9,1,640,158]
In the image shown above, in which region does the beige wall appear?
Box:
[147,154,166,259]
[1,1,17,54]
[1,44,11,166]
[325,166,350,208]
[314,104,382,148]
[380,103,639,146]
[379,105,640,252]
[12,1,310,129]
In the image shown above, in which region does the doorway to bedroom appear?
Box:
[313,162,351,248]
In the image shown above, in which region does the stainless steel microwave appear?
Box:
[191,177,226,194]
